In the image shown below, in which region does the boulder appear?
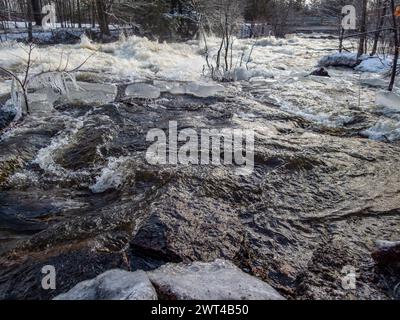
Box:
[148,259,285,300]
[372,240,400,265]
[53,269,158,300]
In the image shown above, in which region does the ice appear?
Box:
[318,52,359,68]
[125,83,161,99]
[184,82,225,98]
[152,81,224,98]
[59,82,117,105]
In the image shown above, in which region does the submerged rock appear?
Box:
[54,269,157,300]
[148,260,285,300]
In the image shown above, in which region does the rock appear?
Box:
[310,68,330,77]
[372,240,400,265]
[54,269,158,300]
[125,83,161,99]
[147,259,285,300]
[0,108,15,131]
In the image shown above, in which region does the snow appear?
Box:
[319,52,394,74]
[355,57,392,73]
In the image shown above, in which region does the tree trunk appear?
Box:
[96,0,110,37]
[388,0,399,91]
[371,0,387,56]
[30,0,42,26]
[357,0,368,58]
[26,0,33,42]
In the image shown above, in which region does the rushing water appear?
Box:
[0,34,399,300]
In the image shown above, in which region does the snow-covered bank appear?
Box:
[318,52,394,73]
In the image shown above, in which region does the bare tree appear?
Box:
[0,43,94,116]
[388,0,399,91]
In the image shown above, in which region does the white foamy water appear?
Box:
[1,33,399,140]
[90,157,131,193]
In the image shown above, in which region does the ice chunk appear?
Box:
[125,83,161,99]
[184,82,224,98]
[59,82,117,105]
[318,52,359,68]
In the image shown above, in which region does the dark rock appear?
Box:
[310,67,330,77]
[372,241,400,265]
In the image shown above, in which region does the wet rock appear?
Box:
[148,259,285,300]
[372,240,400,265]
[54,269,157,300]
[310,68,330,77]
[0,108,15,132]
